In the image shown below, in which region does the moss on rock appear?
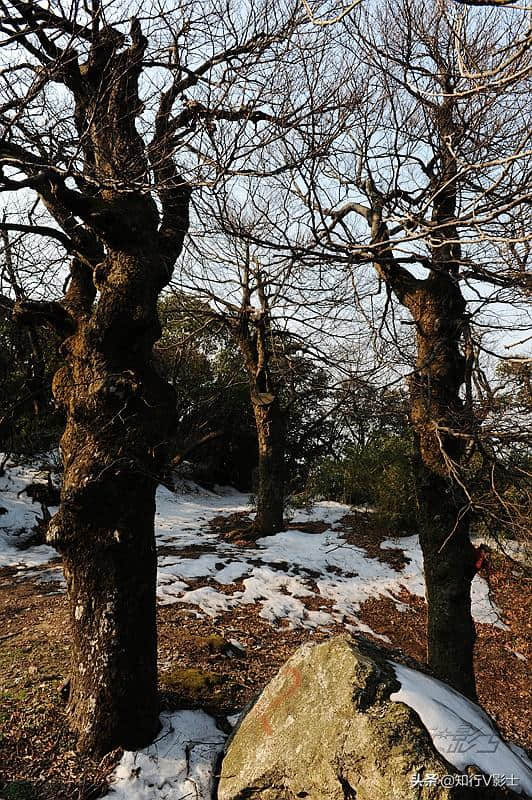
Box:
[218,636,512,800]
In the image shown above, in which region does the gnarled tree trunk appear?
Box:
[357,156,477,694]
[49,247,176,754]
[356,86,479,699]
[234,263,286,537]
[9,21,192,755]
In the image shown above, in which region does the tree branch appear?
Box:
[0,221,74,251]
[12,298,76,336]
[171,430,224,468]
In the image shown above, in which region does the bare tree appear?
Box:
[0,0,320,754]
[173,247,340,536]
[263,0,531,698]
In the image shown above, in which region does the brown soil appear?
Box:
[337,511,412,571]
[0,518,530,799]
[286,520,330,534]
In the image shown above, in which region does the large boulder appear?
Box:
[218,636,529,799]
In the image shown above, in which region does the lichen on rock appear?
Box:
[218,636,518,800]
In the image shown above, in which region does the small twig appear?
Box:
[0,631,21,642]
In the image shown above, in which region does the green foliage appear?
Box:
[0,315,63,455]
[464,446,532,543]
[285,490,315,516]
[1,781,37,800]
[156,293,343,490]
[155,294,257,487]
[309,433,417,531]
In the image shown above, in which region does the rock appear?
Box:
[218,636,513,800]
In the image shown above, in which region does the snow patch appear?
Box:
[1,458,508,639]
[156,515,505,638]
[391,662,532,796]
[0,457,59,570]
[104,710,226,800]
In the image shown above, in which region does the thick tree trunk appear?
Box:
[414,462,477,700]
[4,17,191,756]
[48,248,175,755]
[253,394,285,536]
[363,93,477,699]
[61,486,159,755]
[407,274,477,700]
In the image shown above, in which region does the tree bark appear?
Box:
[358,86,479,698]
[415,466,477,700]
[253,393,285,536]
[48,247,176,755]
[406,273,477,700]
[1,13,192,753]
[233,267,286,538]
[61,491,159,755]
[12,18,194,755]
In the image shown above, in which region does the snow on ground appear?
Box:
[391,662,532,796]
[102,664,532,800]
[104,710,226,800]
[1,461,527,799]
[0,458,60,570]
[154,486,507,635]
[1,464,507,635]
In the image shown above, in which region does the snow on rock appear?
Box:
[104,710,226,800]
[391,662,532,796]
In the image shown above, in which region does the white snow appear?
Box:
[104,710,226,800]
[1,460,509,638]
[474,533,531,570]
[380,535,508,629]
[1,457,529,799]
[0,458,60,571]
[154,497,507,637]
[391,662,532,796]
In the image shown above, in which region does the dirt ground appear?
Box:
[0,513,530,800]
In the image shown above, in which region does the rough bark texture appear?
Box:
[234,266,286,537]
[253,393,285,535]
[363,91,478,699]
[49,247,176,754]
[30,21,191,754]
[405,275,477,700]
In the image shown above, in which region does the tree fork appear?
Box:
[234,281,287,538]
[42,16,184,752]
